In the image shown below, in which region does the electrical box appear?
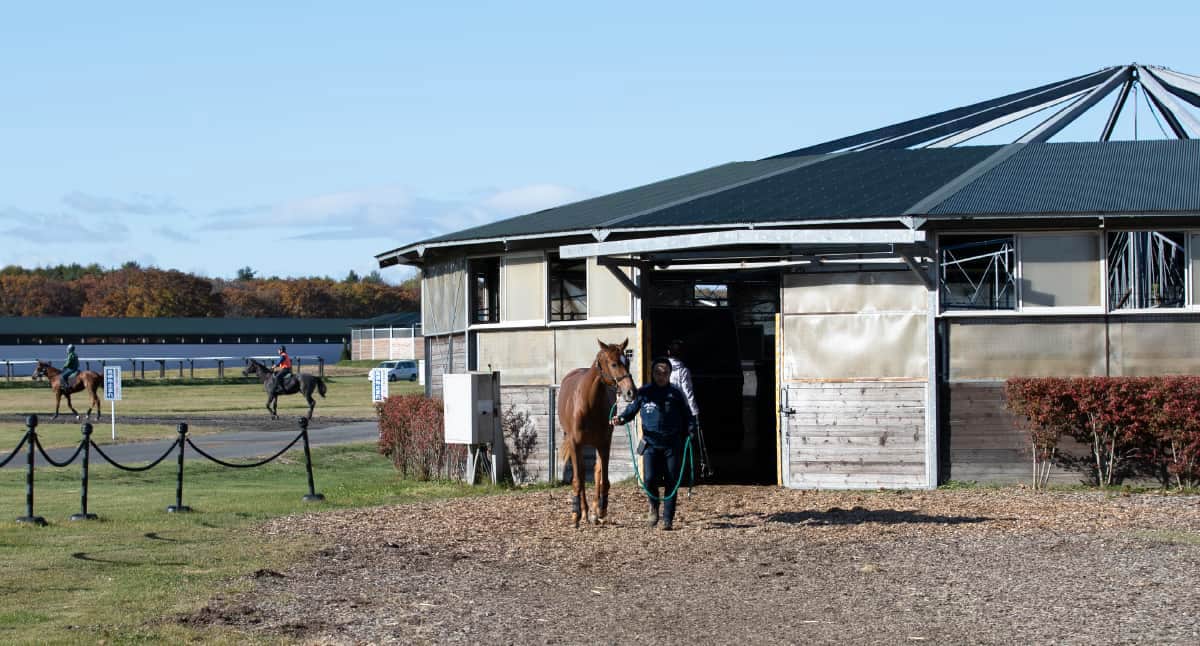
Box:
[443,372,498,444]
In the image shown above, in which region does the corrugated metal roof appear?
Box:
[379,139,1200,264]
[0,317,361,336]
[413,157,812,245]
[350,312,421,329]
[929,140,1200,215]
[626,146,1000,227]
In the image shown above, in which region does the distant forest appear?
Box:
[0,263,419,319]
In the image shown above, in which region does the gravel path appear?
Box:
[183,485,1200,644]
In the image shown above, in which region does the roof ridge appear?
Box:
[903,143,1027,215]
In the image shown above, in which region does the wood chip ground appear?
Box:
[184,484,1200,645]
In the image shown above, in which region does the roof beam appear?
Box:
[1017,66,1132,143]
[559,228,926,259]
[1146,68,1200,111]
[1138,66,1200,137]
[1101,78,1134,141]
[924,91,1085,148]
[768,68,1114,156]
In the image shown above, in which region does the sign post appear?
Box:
[370,368,389,403]
[103,366,122,440]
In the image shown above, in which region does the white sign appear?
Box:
[104,366,122,401]
[370,368,389,402]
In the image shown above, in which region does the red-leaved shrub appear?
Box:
[1006,376,1200,489]
[377,394,466,480]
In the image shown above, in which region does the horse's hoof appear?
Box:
[571,513,580,528]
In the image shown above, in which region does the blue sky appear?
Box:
[2,2,1197,282]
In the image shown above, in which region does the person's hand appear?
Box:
[610,416,622,426]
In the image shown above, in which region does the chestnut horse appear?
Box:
[557,339,636,527]
[32,361,103,420]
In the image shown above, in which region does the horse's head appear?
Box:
[31,361,48,381]
[595,338,636,403]
[242,360,261,377]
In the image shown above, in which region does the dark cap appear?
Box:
[650,356,672,373]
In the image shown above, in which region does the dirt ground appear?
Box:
[183,483,1200,645]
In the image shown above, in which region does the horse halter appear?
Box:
[593,356,634,392]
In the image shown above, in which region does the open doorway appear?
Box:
[645,273,779,484]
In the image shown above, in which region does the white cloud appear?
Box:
[63,191,184,215]
[482,183,583,215]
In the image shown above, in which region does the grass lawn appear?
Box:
[0,442,495,644]
[0,378,424,440]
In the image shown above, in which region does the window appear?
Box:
[693,283,729,307]
[548,254,587,321]
[1107,231,1185,310]
[469,257,500,323]
[939,235,1016,310]
[1019,233,1101,308]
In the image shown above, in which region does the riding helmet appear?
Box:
[67,343,75,351]
[278,345,286,352]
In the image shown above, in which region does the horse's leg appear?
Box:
[305,385,316,420]
[90,386,101,420]
[568,441,588,529]
[266,394,277,419]
[594,438,612,524]
[65,391,80,419]
[52,390,62,419]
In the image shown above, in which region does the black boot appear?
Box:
[646,501,659,527]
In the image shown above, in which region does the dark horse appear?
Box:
[557,339,637,528]
[32,361,103,420]
[243,359,327,420]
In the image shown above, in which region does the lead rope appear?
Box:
[611,403,695,502]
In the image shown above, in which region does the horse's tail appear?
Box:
[316,378,327,398]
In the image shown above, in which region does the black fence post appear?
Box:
[16,415,46,526]
[166,423,192,513]
[298,418,324,502]
[71,423,98,521]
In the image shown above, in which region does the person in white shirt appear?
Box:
[667,339,713,478]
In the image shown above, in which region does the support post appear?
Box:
[71,423,99,521]
[166,423,192,513]
[16,415,46,526]
[318,357,325,378]
[298,418,325,502]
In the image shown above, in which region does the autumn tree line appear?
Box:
[0,263,419,319]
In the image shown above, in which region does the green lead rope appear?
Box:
[612,403,696,502]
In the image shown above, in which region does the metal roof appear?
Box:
[376,65,1200,266]
[929,139,1200,215]
[414,157,808,246]
[0,317,362,337]
[350,311,421,329]
[625,146,1000,227]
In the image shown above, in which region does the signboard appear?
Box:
[104,366,122,401]
[370,368,389,402]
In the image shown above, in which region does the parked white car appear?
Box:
[370,360,418,382]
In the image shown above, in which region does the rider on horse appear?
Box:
[60,343,80,390]
[272,345,293,393]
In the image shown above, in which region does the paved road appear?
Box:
[2,421,379,469]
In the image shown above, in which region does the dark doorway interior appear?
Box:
[645,273,779,484]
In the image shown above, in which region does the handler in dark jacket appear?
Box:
[611,357,696,530]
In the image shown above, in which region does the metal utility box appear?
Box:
[443,372,498,444]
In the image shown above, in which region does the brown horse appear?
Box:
[32,361,103,420]
[557,338,637,527]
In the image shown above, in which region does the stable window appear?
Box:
[1108,231,1186,310]
[939,235,1016,310]
[548,254,587,321]
[694,283,729,307]
[469,257,500,324]
[1019,233,1101,308]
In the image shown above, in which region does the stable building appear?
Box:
[377,64,1200,488]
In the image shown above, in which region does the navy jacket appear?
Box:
[615,383,695,448]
